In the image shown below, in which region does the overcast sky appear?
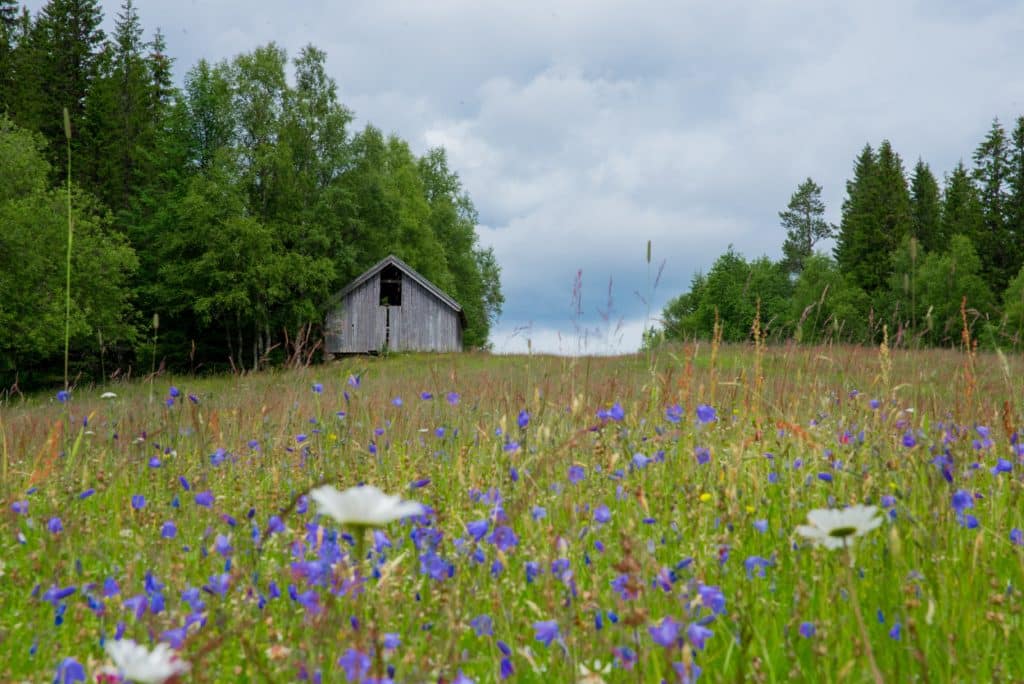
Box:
[25,0,1024,353]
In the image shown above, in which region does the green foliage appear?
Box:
[0,117,136,383]
[343,126,447,283]
[779,177,833,274]
[1003,263,1024,345]
[659,272,706,340]
[914,235,995,345]
[788,254,871,343]
[659,247,792,342]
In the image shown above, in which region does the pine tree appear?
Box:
[909,159,942,252]
[972,118,1013,291]
[779,177,833,274]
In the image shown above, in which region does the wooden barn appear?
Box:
[324,255,465,354]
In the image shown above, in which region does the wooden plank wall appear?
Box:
[389,278,462,352]
[325,276,386,353]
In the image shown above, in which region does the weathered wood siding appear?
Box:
[388,277,462,352]
[325,276,387,354]
[325,272,462,354]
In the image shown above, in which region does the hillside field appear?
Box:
[2,343,1024,682]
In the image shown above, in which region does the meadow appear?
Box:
[2,340,1023,682]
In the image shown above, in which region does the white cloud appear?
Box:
[491,318,650,356]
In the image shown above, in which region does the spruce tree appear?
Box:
[1006,116,1024,287]
[831,143,897,292]
[30,0,106,169]
[835,141,911,301]
[85,0,151,213]
[835,144,885,292]
[909,158,942,252]
[972,118,1013,291]
[0,0,19,106]
[146,28,174,108]
[0,0,16,28]
[779,177,833,274]
[941,161,985,245]
[2,7,44,128]
[874,140,914,249]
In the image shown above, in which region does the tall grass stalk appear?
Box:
[149,313,159,403]
[62,108,73,391]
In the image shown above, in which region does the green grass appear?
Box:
[1,344,1023,682]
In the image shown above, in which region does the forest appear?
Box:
[653,121,1024,349]
[0,0,504,388]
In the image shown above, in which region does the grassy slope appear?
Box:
[1,343,1023,682]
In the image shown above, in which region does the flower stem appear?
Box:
[844,546,885,684]
[351,526,384,678]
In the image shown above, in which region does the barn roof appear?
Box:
[328,255,465,323]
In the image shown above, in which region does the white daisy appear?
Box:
[310,484,425,528]
[105,639,190,684]
[795,504,883,550]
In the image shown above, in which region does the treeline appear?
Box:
[0,0,503,389]
[653,118,1024,348]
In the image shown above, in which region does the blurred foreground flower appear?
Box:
[577,659,611,684]
[54,657,85,684]
[795,504,882,550]
[311,484,425,528]
[99,639,190,683]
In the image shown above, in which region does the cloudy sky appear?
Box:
[26,0,1024,353]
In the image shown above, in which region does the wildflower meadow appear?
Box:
[2,341,1023,682]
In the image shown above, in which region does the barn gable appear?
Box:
[324,255,464,354]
